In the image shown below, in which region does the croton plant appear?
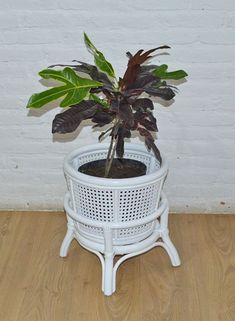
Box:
[27,33,187,177]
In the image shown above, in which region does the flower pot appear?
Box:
[63,143,168,245]
[61,143,180,295]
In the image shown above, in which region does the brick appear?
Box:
[168,184,235,199]
[0,96,27,109]
[0,0,59,10]
[8,155,63,170]
[114,0,190,11]
[57,0,189,12]
[227,14,235,27]
[57,0,126,11]
[198,29,235,44]
[0,169,50,183]
[1,29,64,45]
[169,96,235,113]
[192,0,235,11]
[0,46,46,62]
[0,157,8,169]
[183,62,235,80]
[168,167,235,185]
[167,44,235,63]
[19,12,88,28]
[171,80,233,99]
[160,12,226,28]
[0,12,21,29]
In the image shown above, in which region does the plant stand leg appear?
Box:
[60,215,75,258]
[103,253,114,296]
[160,205,181,267]
[103,227,114,296]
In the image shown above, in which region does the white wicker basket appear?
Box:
[63,143,168,245]
[61,143,180,295]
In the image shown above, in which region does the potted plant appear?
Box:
[27,32,187,178]
[27,33,187,295]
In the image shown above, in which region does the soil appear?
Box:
[78,158,147,179]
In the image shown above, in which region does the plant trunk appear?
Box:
[104,136,118,178]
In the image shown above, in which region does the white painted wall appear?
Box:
[0,0,235,213]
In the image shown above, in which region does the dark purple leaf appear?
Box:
[127,74,158,90]
[145,86,175,100]
[123,88,144,99]
[116,137,124,159]
[118,102,135,129]
[132,98,154,111]
[91,110,114,127]
[133,108,158,132]
[125,53,158,73]
[138,127,162,164]
[49,61,113,89]
[73,61,113,88]
[90,87,103,94]
[116,127,131,158]
[110,97,120,113]
[102,88,116,100]
[145,137,162,164]
[120,46,170,90]
[140,64,159,74]
[129,46,170,66]
[139,118,158,132]
[146,111,158,131]
[126,52,133,59]
[52,100,100,134]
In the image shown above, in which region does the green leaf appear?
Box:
[153,64,188,80]
[89,93,110,108]
[84,32,116,79]
[27,67,103,108]
[94,52,116,79]
[84,32,97,53]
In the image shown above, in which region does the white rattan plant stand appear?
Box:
[60,143,180,296]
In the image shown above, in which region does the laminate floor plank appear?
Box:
[0,212,234,321]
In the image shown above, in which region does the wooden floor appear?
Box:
[0,212,235,321]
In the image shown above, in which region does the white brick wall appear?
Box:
[0,0,235,213]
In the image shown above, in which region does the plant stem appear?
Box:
[104,135,114,177]
[104,136,118,178]
[104,118,120,178]
[99,126,113,142]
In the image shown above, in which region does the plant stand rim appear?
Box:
[63,143,168,188]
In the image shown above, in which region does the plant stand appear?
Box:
[60,143,180,296]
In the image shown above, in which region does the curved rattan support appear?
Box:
[60,215,75,257]
[61,192,181,295]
